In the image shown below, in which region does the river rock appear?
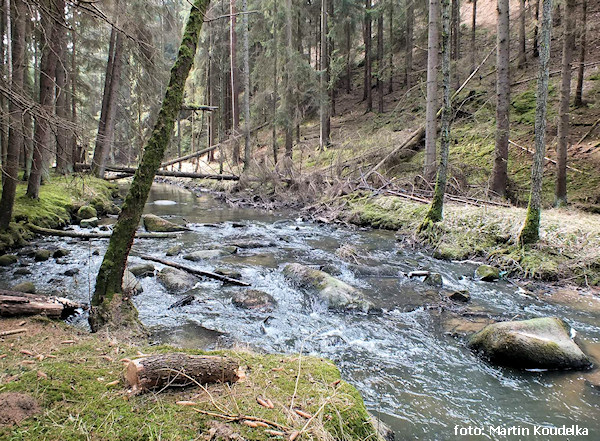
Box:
[129,263,155,278]
[122,270,143,295]
[52,249,70,258]
[77,205,97,220]
[228,239,276,249]
[0,254,18,266]
[231,290,277,311]
[12,281,36,294]
[14,268,32,276]
[158,267,198,292]
[424,272,443,287]
[349,264,400,277]
[34,249,51,262]
[64,268,79,276]
[320,264,343,277]
[107,204,121,215]
[447,290,471,303]
[80,217,99,228]
[168,294,196,310]
[166,245,183,256]
[142,214,187,232]
[475,264,500,281]
[184,247,237,261]
[214,268,242,280]
[468,317,592,370]
[283,263,377,313]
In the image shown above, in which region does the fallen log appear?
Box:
[0,290,85,318]
[29,224,181,239]
[75,164,240,181]
[0,328,28,337]
[125,353,239,392]
[134,253,251,287]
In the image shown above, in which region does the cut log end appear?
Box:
[125,353,240,393]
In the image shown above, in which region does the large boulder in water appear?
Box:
[468,317,592,370]
[157,267,197,292]
[475,264,500,281]
[231,290,277,311]
[184,247,237,261]
[142,214,187,232]
[122,270,143,295]
[283,263,377,313]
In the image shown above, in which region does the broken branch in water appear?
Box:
[29,224,181,239]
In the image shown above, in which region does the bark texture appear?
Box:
[405,0,414,88]
[424,0,440,179]
[0,290,83,318]
[320,0,330,149]
[574,0,587,107]
[90,0,211,333]
[363,0,372,111]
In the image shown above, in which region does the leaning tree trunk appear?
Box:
[424,0,440,179]
[422,0,451,226]
[574,0,587,107]
[0,0,26,230]
[519,0,553,245]
[555,0,575,206]
[491,0,510,198]
[90,0,211,333]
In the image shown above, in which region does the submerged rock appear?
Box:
[232,290,277,311]
[475,264,500,281]
[184,247,237,261]
[122,270,143,295]
[0,254,18,266]
[468,317,592,370]
[142,214,187,232]
[168,294,196,310]
[283,263,377,313]
[158,267,198,292]
[12,281,36,294]
[129,263,155,278]
[77,205,97,220]
[34,249,51,262]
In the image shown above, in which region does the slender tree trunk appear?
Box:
[0,0,26,230]
[70,9,80,165]
[27,0,60,199]
[0,3,7,169]
[272,0,279,164]
[517,0,526,68]
[491,0,510,197]
[230,0,240,164]
[471,0,477,73]
[555,0,575,206]
[574,0,587,107]
[208,22,216,162]
[327,0,334,120]
[319,0,330,150]
[242,0,251,170]
[388,1,393,93]
[284,0,293,158]
[406,0,414,88]
[533,0,540,57]
[519,0,553,245]
[346,21,351,93]
[91,0,211,333]
[422,0,451,225]
[377,11,384,113]
[364,0,372,111]
[55,0,70,175]
[424,0,440,179]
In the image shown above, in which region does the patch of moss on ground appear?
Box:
[0,317,378,441]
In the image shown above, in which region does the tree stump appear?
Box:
[125,353,240,392]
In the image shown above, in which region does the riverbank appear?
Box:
[0,316,380,440]
[0,174,119,253]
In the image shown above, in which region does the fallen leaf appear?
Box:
[20,349,34,356]
[46,355,57,359]
[265,430,286,436]
[256,397,270,408]
[61,340,76,345]
[243,420,259,428]
[106,380,120,386]
[294,409,312,419]
[289,431,300,440]
[254,421,269,428]
[266,399,274,409]
[271,367,284,372]
[176,401,197,406]
[21,360,35,365]
[37,371,47,379]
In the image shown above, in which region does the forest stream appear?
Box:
[3,182,600,440]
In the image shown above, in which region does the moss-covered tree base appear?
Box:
[89,294,147,338]
[518,206,540,245]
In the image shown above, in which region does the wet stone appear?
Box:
[12,281,36,294]
[64,268,80,276]
[0,255,18,267]
[34,250,51,262]
[166,245,183,256]
[13,268,32,276]
[52,249,70,258]
[231,290,277,311]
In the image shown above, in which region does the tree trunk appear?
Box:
[364,0,372,111]
[0,0,26,230]
[70,10,80,166]
[272,0,279,164]
[346,21,351,93]
[0,3,7,171]
[555,0,575,206]
[491,0,510,197]
[471,0,477,73]
[422,0,451,225]
[519,0,553,245]
[533,0,540,57]
[320,0,330,150]
[242,0,251,170]
[284,0,293,158]
[424,0,440,179]
[90,0,211,333]
[518,0,526,69]
[377,11,384,113]
[230,0,240,164]
[388,1,393,93]
[574,0,587,107]
[55,0,70,175]
[26,0,60,199]
[406,0,414,88]
[125,353,239,392]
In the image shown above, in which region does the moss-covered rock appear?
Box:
[475,264,500,281]
[447,290,471,302]
[128,264,155,278]
[142,214,187,232]
[34,249,51,262]
[166,245,183,256]
[424,272,443,287]
[0,254,18,266]
[214,268,242,280]
[158,267,198,292]
[183,247,237,261]
[12,281,36,294]
[231,290,277,311]
[77,205,97,220]
[80,217,99,228]
[283,263,378,313]
[52,249,70,258]
[468,317,592,370]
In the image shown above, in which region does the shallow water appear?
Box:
[3,183,599,440]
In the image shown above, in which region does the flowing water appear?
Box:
[3,183,600,440]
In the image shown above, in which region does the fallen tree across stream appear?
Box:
[29,225,181,239]
[75,164,240,181]
[133,253,251,287]
[0,290,85,318]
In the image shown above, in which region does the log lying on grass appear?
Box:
[30,224,181,239]
[125,353,240,392]
[0,290,84,318]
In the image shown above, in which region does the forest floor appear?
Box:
[0,316,380,440]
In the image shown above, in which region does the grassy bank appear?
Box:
[0,317,378,440]
[0,174,118,253]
